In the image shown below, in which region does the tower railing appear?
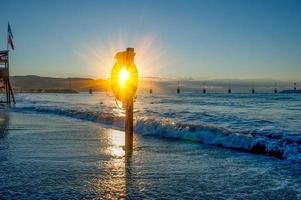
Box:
[0,50,15,104]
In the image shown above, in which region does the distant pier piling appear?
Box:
[149,81,153,94]
[294,82,297,91]
[228,88,231,94]
[202,82,207,94]
[252,89,255,94]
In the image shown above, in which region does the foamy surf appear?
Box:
[12,102,301,163]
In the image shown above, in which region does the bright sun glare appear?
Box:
[77,33,170,79]
[119,66,129,88]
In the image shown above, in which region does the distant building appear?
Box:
[280,82,301,94]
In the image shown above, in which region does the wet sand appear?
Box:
[0,112,300,199]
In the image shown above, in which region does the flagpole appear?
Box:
[7,22,9,50]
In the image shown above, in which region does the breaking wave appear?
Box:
[12,104,301,163]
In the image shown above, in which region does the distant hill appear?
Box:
[11,75,108,92]
[9,75,300,94]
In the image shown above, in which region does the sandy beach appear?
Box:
[0,111,300,199]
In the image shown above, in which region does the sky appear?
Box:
[0,0,300,80]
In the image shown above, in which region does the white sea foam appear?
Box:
[12,100,301,163]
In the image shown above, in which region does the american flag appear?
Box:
[8,23,14,50]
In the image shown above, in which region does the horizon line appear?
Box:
[10,74,301,82]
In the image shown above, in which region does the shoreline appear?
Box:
[10,104,301,163]
[0,111,300,199]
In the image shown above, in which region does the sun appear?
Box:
[119,66,129,88]
[76,33,171,80]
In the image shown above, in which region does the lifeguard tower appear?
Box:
[0,50,15,104]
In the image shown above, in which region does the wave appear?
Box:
[12,105,301,162]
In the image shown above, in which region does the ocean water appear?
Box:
[10,92,301,162]
[0,92,301,199]
[0,112,301,199]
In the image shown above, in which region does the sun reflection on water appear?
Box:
[86,129,128,198]
[107,129,125,157]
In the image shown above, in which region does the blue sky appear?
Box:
[0,0,300,80]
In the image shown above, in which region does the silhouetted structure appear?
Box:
[177,81,180,94]
[274,83,278,94]
[111,47,138,151]
[149,81,153,94]
[89,88,92,94]
[280,82,301,93]
[0,50,15,104]
[228,88,231,94]
[294,82,297,91]
[252,89,255,94]
[202,82,207,94]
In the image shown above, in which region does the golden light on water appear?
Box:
[108,129,125,157]
[119,67,129,89]
[89,129,126,198]
[111,146,125,157]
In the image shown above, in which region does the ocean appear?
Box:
[0,92,301,199]
[11,92,301,161]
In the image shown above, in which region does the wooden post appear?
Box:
[5,81,9,103]
[0,50,15,104]
[111,48,137,152]
[8,81,16,104]
[125,98,134,151]
[8,81,10,103]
